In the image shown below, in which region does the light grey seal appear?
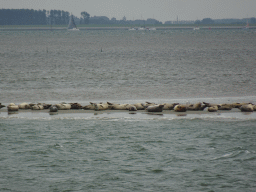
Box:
[146,105,164,112]
[108,103,131,110]
[55,103,71,110]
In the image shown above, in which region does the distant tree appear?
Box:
[194,20,201,25]
[250,17,256,24]
[81,11,90,24]
[110,17,117,24]
[122,16,126,21]
[201,18,214,24]
[49,10,54,25]
[89,16,110,24]
[0,9,47,25]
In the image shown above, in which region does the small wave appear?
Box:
[212,149,254,161]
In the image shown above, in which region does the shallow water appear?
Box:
[0,29,256,104]
[1,117,256,192]
[0,29,256,191]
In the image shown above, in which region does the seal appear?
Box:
[162,103,179,110]
[132,103,145,110]
[108,103,131,110]
[217,104,233,110]
[18,102,31,109]
[32,104,44,110]
[129,106,137,111]
[203,102,218,108]
[174,105,187,112]
[0,103,6,109]
[70,103,83,109]
[232,102,251,108]
[93,103,109,111]
[56,103,71,110]
[145,102,157,107]
[7,103,19,111]
[146,105,164,112]
[43,104,52,109]
[207,105,218,112]
[239,104,254,112]
[186,102,205,111]
[83,103,95,110]
[49,105,58,112]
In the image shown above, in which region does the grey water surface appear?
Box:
[0,29,256,192]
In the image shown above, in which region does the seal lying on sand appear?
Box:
[203,102,218,107]
[217,104,233,110]
[42,103,52,109]
[146,105,164,112]
[186,102,207,111]
[32,104,44,110]
[129,106,137,111]
[107,102,131,110]
[162,103,179,110]
[7,103,19,111]
[18,102,31,109]
[132,103,145,110]
[49,105,58,112]
[83,103,95,110]
[70,103,83,109]
[93,103,109,111]
[56,103,71,110]
[207,105,218,112]
[239,104,254,112]
[145,102,158,107]
[174,105,187,112]
[232,102,252,108]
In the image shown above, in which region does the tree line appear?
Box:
[0,9,72,25]
[0,9,163,26]
[1,9,254,26]
[194,17,256,25]
[0,9,47,25]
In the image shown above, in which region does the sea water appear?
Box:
[0,29,256,191]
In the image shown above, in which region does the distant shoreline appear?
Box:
[0,26,255,31]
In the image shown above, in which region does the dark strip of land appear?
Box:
[0,26,255,31]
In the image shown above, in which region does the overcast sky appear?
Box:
[1,0,255,22]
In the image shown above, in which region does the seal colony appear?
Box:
[1,101,256,113]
